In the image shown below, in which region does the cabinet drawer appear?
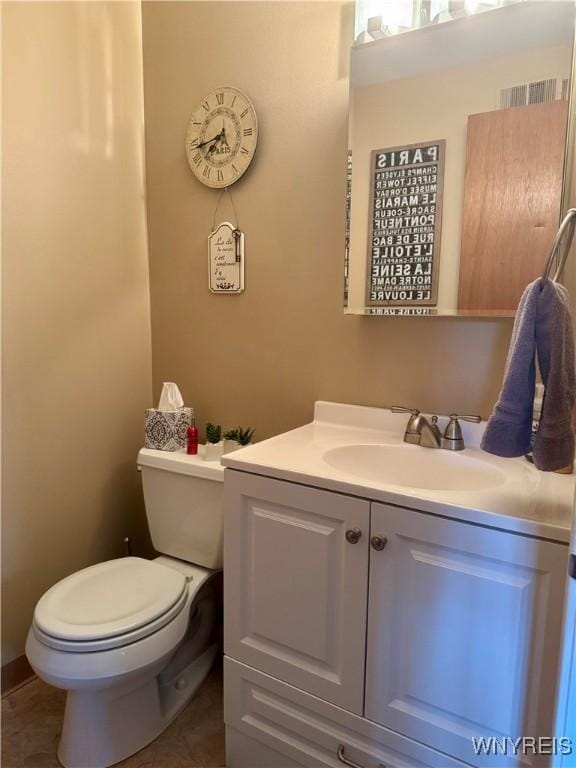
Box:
[224,657,469,768]
[224,470,369,713]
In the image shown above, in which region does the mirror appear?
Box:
[345,1,576,316]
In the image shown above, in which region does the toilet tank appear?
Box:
[137,448,224,569]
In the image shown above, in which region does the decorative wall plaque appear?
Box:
[208,221,245,294]
[366,140,445,306]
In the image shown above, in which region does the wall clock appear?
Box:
[185,86,258,189]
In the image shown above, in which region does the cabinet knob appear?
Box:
[371,534,388,551]
[345,527,362,544]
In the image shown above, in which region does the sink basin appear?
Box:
[322,444,508,492]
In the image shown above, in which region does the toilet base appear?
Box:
[58,642,219,768]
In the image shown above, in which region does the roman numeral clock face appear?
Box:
[185,87,258,188]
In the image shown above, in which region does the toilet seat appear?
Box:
[33,557,189,653]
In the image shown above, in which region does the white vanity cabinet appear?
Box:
[224,469,569,768]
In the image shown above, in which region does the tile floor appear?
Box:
[1,660,226,768]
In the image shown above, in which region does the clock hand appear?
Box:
[196,130,223,150]
[207,133,224,156]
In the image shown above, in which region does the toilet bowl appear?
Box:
[25,448,224,768]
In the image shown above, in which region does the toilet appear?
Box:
[25,448,224,768]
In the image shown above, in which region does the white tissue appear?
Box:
[158,382,184,411]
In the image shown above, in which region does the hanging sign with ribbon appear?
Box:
[208,188,245,294]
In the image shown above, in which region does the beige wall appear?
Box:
[142,0,512,444]
[2,1,152,664]
[349,45,572,312]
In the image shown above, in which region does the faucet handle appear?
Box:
[442,414,481,451]
[449,413,481,423]
[392,407,421,443]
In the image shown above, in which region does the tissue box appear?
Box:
[144,407,194,451]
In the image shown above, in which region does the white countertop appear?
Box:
[222,401,576,543]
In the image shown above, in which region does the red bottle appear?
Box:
[186,418,198,455]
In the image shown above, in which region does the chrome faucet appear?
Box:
[391,407,481,450]
[391,407,442,448]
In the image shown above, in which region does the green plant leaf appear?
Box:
[237,426,255,446]
[206,422,222,444]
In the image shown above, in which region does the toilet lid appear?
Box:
[34,557,187,642]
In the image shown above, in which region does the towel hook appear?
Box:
[542,208,576,283]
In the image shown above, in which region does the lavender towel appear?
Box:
[481,278,575,471]
[533,281,575,471]
[481,280,539,458]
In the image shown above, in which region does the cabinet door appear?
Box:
[366,502,568,767]
[224,470,369,713]
[554,556,576,768]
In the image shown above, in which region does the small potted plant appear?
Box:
[237,426,255,446]
[223,426,255,454]
[204,422,223,461]
[223,428,240,454]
